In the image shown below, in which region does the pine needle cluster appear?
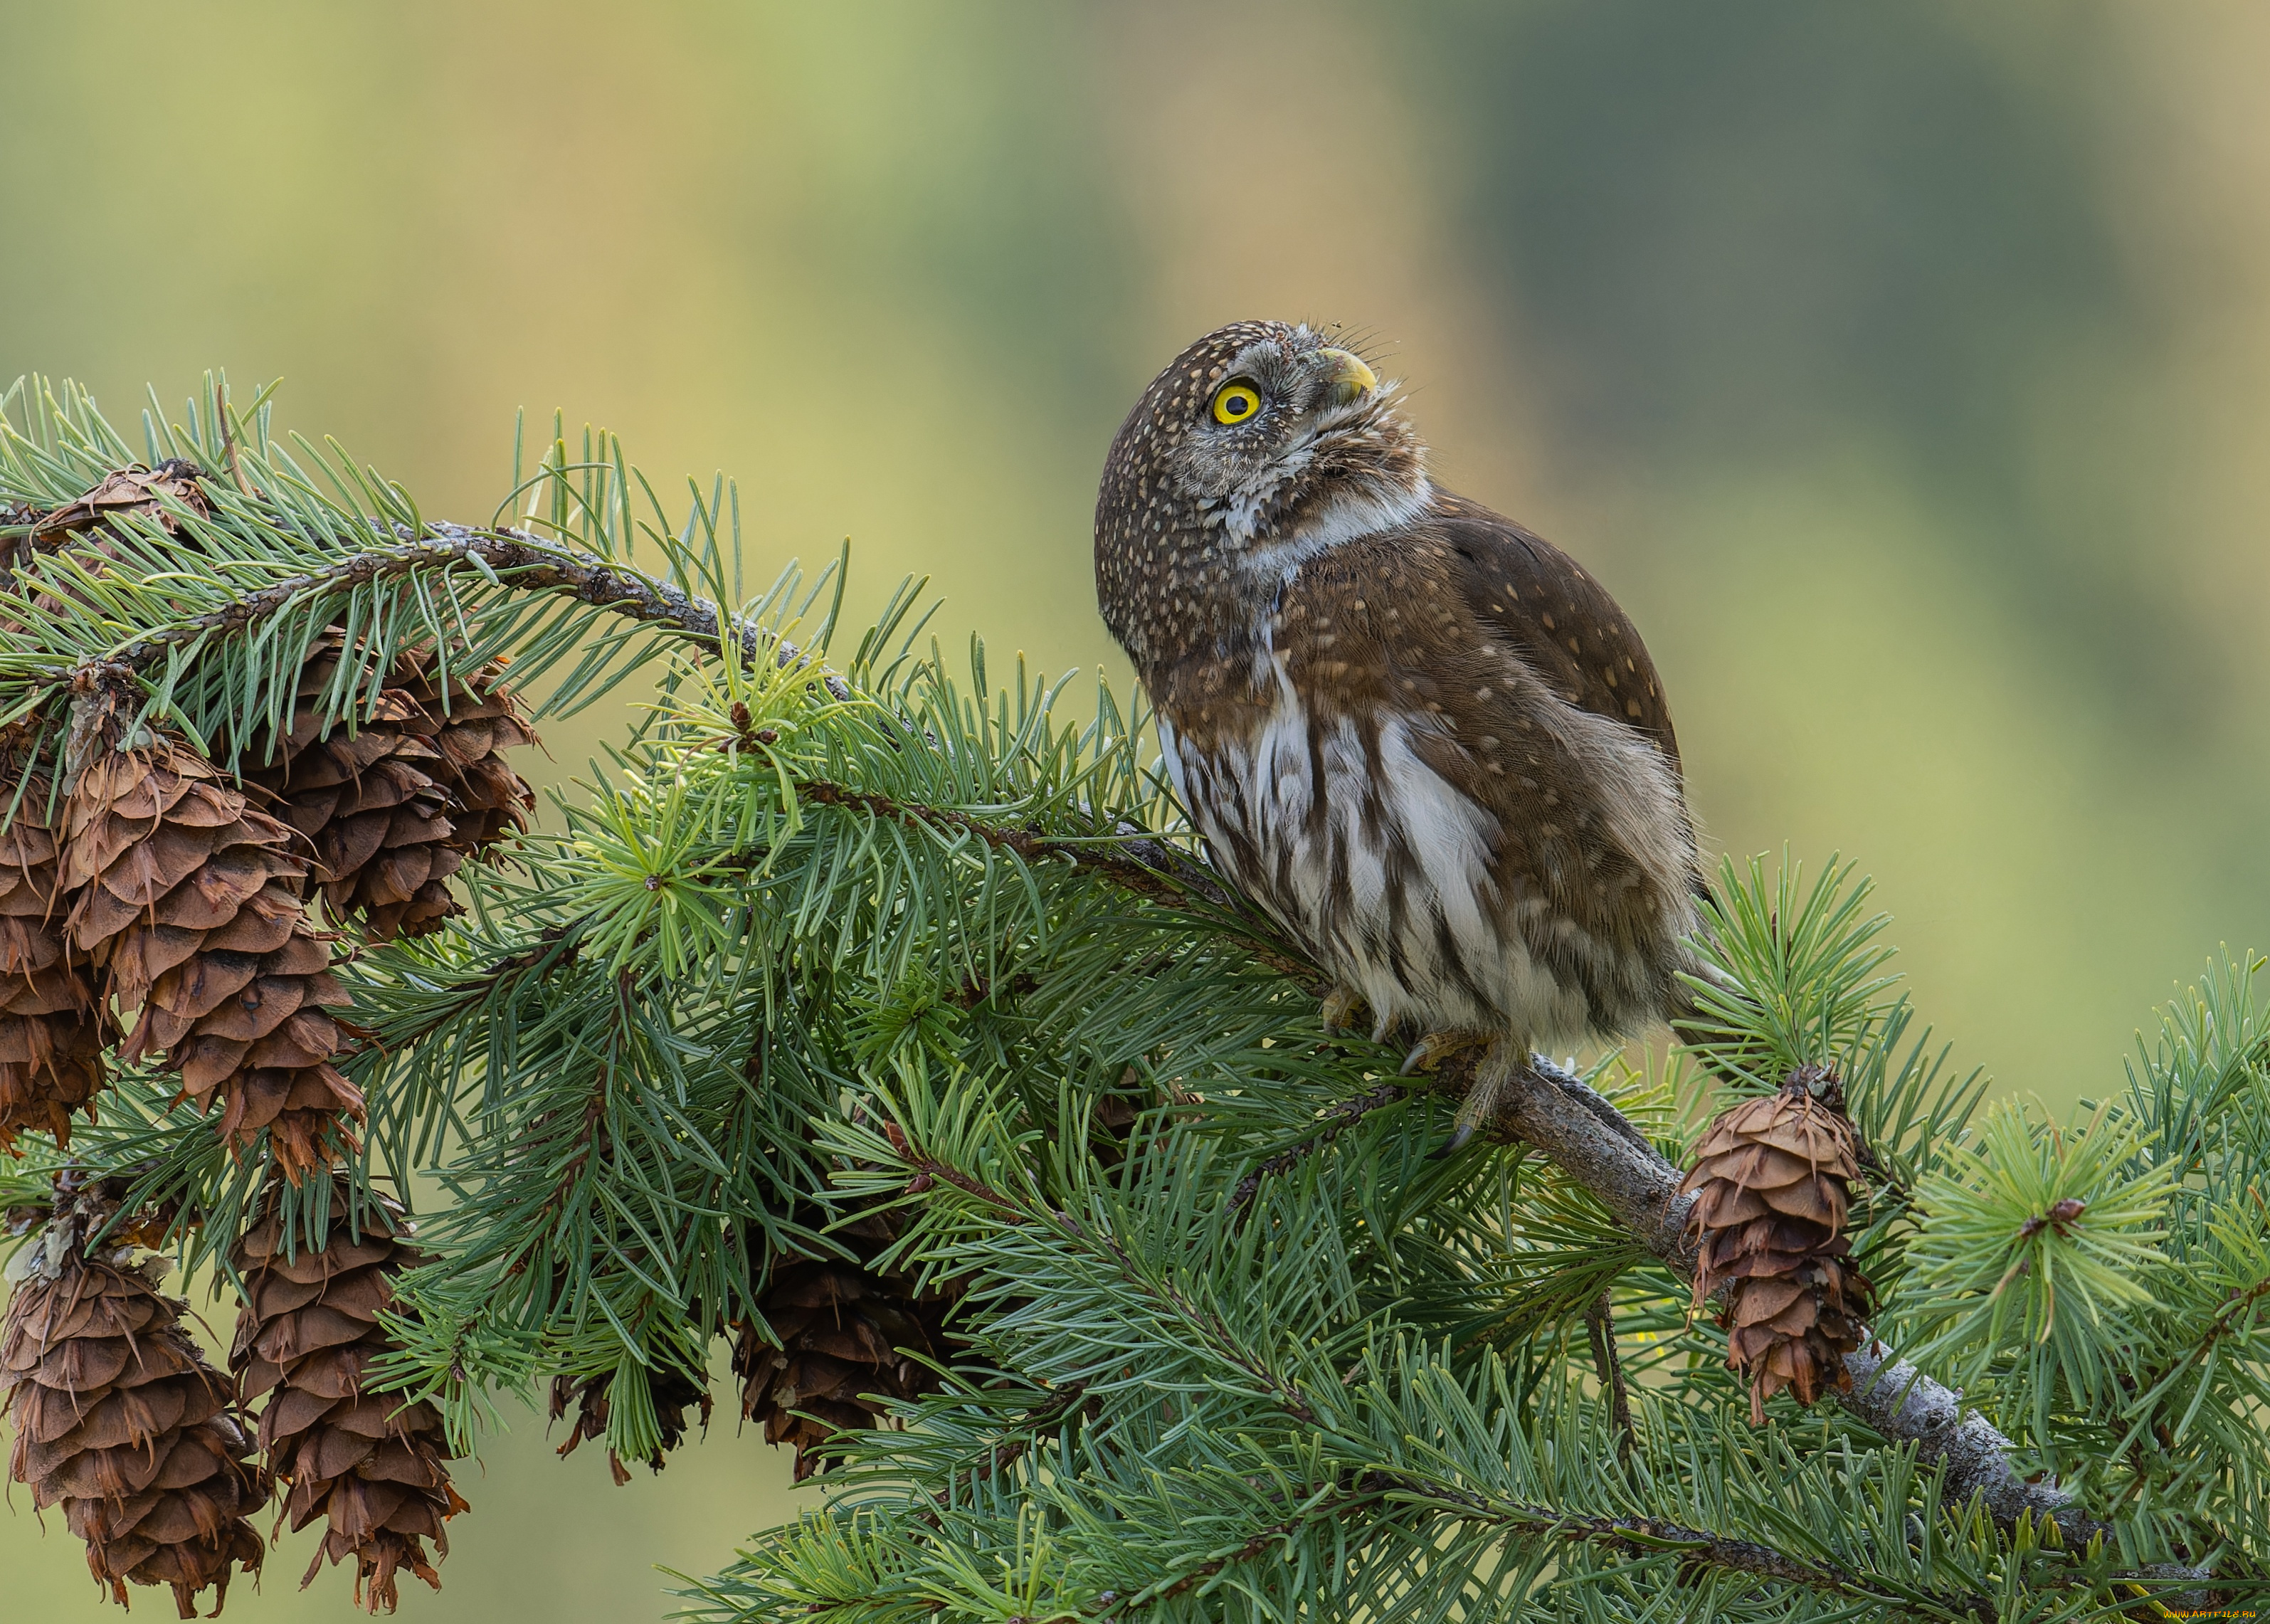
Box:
[0,374,2264,1621]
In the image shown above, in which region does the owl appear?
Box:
[1094,320,1705,1148]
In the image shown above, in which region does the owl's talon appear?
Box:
[1427,1038,1519,1158]
[1319,986,1368,1035]
[1398,1030,1489,1076]
[1425,1117,1481,1161]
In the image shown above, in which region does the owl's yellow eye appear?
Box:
[1210,381,1262,425]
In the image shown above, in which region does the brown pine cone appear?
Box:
[391,649,537,856]
[0,787,116,1150]
[229,1185,467,1612]
[61,743,364,1179]
[1678,1063,1876,1425]
[549,1361,713,1485]
[3,1194,265,1616]
[241,632,470,944]
[732,1208,964,1481]
[238,636,536,944]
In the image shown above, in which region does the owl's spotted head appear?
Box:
[1095,320,1431,665]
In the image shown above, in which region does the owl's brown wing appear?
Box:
[1421,490,1682,777]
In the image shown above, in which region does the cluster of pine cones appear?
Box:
[1,468,991,1613]
[2,1174,471,1616]
[1,469,543,1615]
[0,633,535,1166]
[1678,1063,1875,1425]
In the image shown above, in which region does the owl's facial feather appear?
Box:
[1094,319,1431,668]
[1163,333,1403,508]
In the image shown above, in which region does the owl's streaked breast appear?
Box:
[1156,631,1593,1048]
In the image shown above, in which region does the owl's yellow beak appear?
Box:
[1316,347,1378,406]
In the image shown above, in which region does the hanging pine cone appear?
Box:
[229,1183,467,1611]
[391,648,537,856]
[549,1360,713,1485]
[1678,1063,1875,1425]
[2,1176,265,1617]
[732,1206,964,1481]
[241,631,469,944]
[61,741,363,1179]
[237,634,536,944]
[0,781,116,1151]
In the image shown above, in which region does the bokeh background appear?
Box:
[5,1,2269,1617]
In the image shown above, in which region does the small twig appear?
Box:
[2195,1269,2270,1355]
[9,493,854,703]
[796,778,1315,983]
[513,966,633,1272]
[42,521,848,700]
[968,1381,1092,1485]
[885,1123,1033,1221]
[216,392,260,502]
[1227,1082,1413,1217]
[359,921,584,1059]
[1584,1288,1635,1465]
[797,780,1182,901]
[885,1124,1316,1425]
[1087,1471,1990,1623]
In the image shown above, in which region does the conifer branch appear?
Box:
[1467,1053,2105,1539]
[1336,1491,1985,1623]
[579,690,2195,1552]
[1209,1030,2131,1542]
[357,920,584,1056]
[797,782,1209,914]
[527,968,633,1244]
[1156,974,2150,1556]
[854,1124,1985,1621]
[1097,1480,1975,1622]
[32,517,852,700]
[886,1126,1319,1425]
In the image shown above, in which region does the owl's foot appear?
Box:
[1427,1038,1524,1160]
[1319,985,1369,1035]
[1398,1029,1492,1077]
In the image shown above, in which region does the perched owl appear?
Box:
[1094,320,1705,1148]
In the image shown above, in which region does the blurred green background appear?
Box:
[5,1,2268,1617]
